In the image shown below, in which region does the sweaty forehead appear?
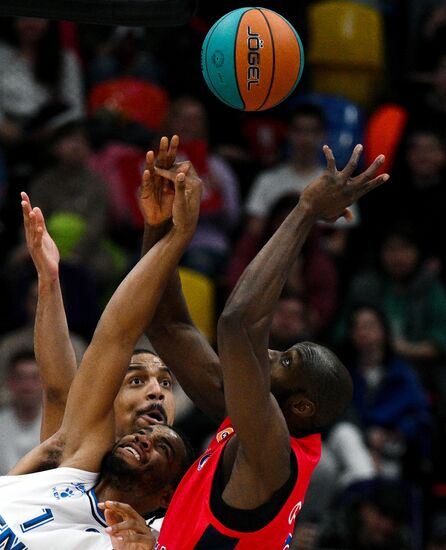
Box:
[129,353,168,371]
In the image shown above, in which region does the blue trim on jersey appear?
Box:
[87,489,107,528]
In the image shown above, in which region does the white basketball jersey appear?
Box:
[0,467,112,549]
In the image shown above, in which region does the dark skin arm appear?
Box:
[141,136,225,424]
[217,145,388,509]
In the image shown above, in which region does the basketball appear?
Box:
[201,7,304,111]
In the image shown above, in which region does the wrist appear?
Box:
[295,197,318,222]
[37,272,59,289]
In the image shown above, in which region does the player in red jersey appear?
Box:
[106,140,389,549]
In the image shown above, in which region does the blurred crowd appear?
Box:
[1,1,446,548]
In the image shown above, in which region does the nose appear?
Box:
[146,378,165,402]
[135,432,150,450]
[268,349,280,362]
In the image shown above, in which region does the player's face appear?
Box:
[112,425,186,488]
[269,345,303,398]
[113,353,176,438]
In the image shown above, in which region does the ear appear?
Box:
[291,397,315,418]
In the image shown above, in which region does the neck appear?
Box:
[94,478,161,516]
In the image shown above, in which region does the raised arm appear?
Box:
[218,145,388,500]
[141,136,225,423]
[27,169,202,471]
[21,192,78,442]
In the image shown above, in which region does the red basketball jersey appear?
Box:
[157,418,321,550]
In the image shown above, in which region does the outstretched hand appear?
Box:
[21,191,60,282]
[300,144,389,223]
[100,500,156,550]
[155,163,202,237]
[139,135,179,226]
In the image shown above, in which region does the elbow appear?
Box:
[218,305,247,336]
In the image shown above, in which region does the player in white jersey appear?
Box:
[0,161,201,550]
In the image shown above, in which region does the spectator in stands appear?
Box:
[229,193,338,336]
[340,304,432,479]
[87,25,162,87]
[164,96,241,278]
[334,224,446,415]
[0,17,84,177]
[0,274,87,381]
[318,480,414,550]
[384,127,446,274]
[269,291,313,351]
[244,103,359,259]
[0,349,42,474]
[26,118,125,297]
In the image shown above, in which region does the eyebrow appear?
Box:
[127,365,172,376]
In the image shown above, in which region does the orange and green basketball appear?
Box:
[201,7,304,111]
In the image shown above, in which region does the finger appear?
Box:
[155,166,177,182]
[173,172,187,212]
[20,191,31,207]
[32,209,44,246]
[33,207,47,232]
[106,519,138,533]
[145,150,156,174]
[341,144,363,179]
[157,136,169,168]
[102,501,137,514]
[323,145,336,173]
[21,199,32,226]
[104,508,120,527]
[175,161,191,175]
[159,135,169,155]
[355,173,389,199]
[166,134,179,167]
[354,154,385,185]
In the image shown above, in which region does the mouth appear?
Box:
[118,442,145,464]
[136,408,166,426]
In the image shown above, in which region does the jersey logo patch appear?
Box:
[216,427,234,443]
[197,452,212,471]
[52,482,87,500]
